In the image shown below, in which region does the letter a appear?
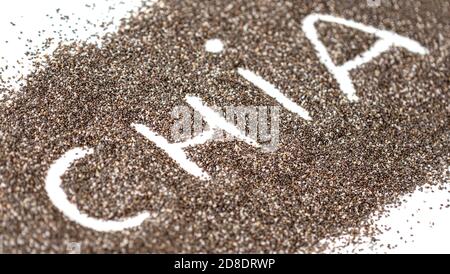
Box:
[302,14,429,101]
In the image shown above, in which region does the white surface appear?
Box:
[204,38,224,53]
[322,175,450,254]
[133,95,263,182]
[133,122,213,181]
[1,0,449,253]
[185,96,260,147]
[302,13,429,102]
[238,68,312,120]
[0,0,144,94]
[45,147,150,232]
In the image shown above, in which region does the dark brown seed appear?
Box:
[0,0,448,253]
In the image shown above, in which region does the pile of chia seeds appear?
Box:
[0,0,448,253]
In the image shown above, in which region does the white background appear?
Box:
[0,0,448,253]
